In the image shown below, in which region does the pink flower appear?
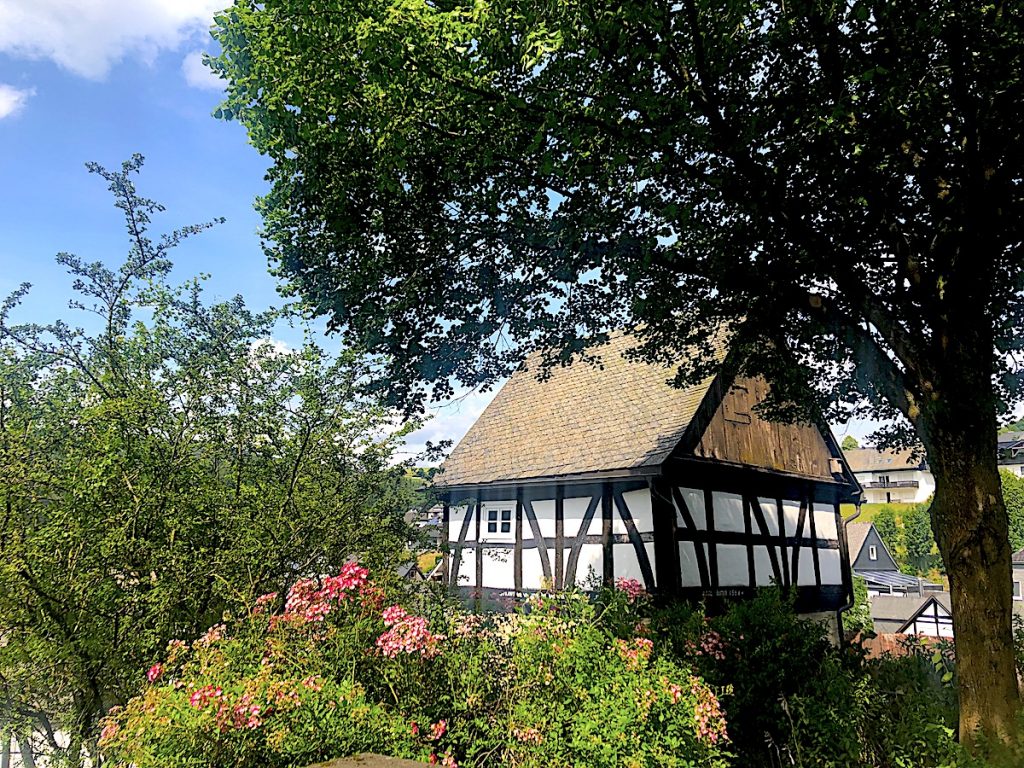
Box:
[197,624,225,646]
[301,675,323,691]
[689,676,729,745]
[615,577,646,603]
[410,721,420,737]
[429,719,447,740]
[615,637,654,670]
[376,609,444,658]
[146,663,163,683]
[189,685,223,709]
[280,563,371,624]
[98,721,119,745]
[382,605,408,627]
[512,726,544,744]
[253,592,278,614]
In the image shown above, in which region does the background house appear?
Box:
[845,521,936,595]
[999,432,1024,478]
[844,448,935,505]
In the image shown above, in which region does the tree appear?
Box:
[0,157,419,764]
[1000,419,1024,434]
[1002,470,1024,553]
[872,507,901,564]
[840,435,860,451]
[844,576,874,640]
[902,504,939,576]
[210,0,1024,740]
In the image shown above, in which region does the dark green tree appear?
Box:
[211,0,1024,739]
[0,158,419,765]
[844,576,874,640]
[902,505,939,576]
[1001,470,1024,553]
[872,507,901,565]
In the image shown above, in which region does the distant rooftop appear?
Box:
[843,447,927,473]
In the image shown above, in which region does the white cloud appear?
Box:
[401,386,501,464]
[0,83,33,118]
[181,50,222,91]
[0,1,225,79]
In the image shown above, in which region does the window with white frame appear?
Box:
[1015,581,1022,601]
[868,545,878,561]
[482,503,514,541]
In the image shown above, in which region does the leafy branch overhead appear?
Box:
[211,0,1024,740]
[211,0,1023,437]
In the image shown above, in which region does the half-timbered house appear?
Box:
[434,333,862,616]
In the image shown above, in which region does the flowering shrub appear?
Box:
[100,569,729,768]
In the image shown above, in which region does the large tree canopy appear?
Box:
[211,0,1024,740]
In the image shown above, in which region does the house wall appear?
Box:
[853,468,934,504]
[1013,563,1024,602]
[444,467,851,614]
[852,527,900,572]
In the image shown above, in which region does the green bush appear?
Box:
[99,570,729,768]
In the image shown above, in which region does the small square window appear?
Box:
[868,545,878,561]
[481,504,515,541]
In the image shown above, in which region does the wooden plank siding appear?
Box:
[691,376,837,479]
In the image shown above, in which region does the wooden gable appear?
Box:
[688,376,838,480]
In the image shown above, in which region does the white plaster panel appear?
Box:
[782,500,803,536]
[818,549,842,585]
[757,498,781,535]
[753,546,780,587]
[456,549,476,587]
[796,548,817,586]
[562,497,593,539]
[573,545,604,589]
[614,543,643,584]
[588,508,604,536]
[717,543,749,586]
[448,506,472,543]
[677,487,708,530]
[679,542,703,587]
[621,488,655,532]
[714,492,746,533]
[531,499,557,539]
[522,551,549,590]
[481,548,515,589]
[813,504,839,540]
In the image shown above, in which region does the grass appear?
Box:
[840,502,921,522]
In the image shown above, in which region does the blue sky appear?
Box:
[0,0,876,456]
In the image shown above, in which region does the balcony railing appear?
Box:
[864,480,920,489]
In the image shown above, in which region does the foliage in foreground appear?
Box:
[99,568,1024,768]
[0,158,421,765]
[100,570,729,768]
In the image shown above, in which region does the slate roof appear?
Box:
[870,592,952,634]
[436,333,720,487]
[1012,548,1024,565]
[845,522,873,560]
[844,447,927,473]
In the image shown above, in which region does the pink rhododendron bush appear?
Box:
[99,567,730,768]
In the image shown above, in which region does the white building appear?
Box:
[844,447,936,505]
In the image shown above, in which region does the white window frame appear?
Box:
[868,545,878,561]
[1015,580,1022,601]
[481,502,515,542]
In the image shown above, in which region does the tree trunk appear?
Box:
[927,416,1021,743]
